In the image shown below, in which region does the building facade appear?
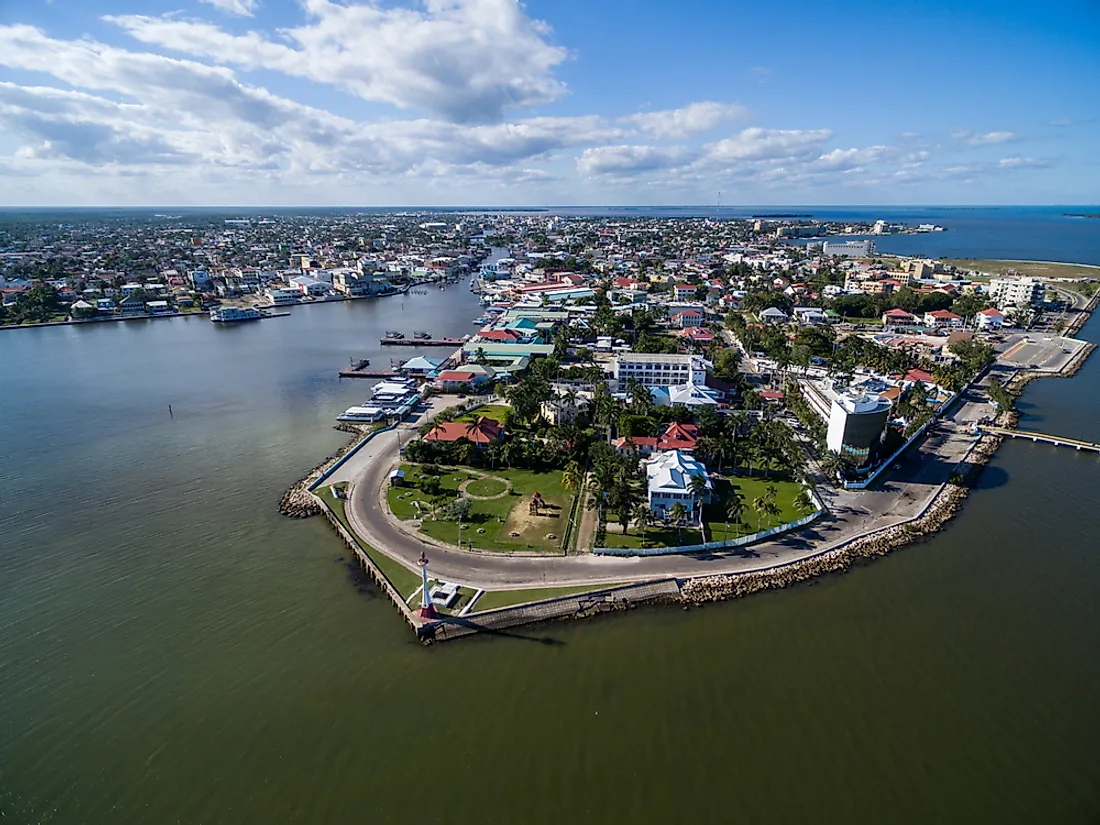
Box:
[612,353,710,388]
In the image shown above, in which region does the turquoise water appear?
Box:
[2,225,1100,823]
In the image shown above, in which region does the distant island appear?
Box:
[1063,213,1100,219]
[753,213,812,218]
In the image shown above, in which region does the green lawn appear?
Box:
[601,525,703,549]
[465,476,509,497]
[316,487,422,597]
[471,583,625,612]
[702,475,811,543]
[456,404,510,424]
[389,463,576,553]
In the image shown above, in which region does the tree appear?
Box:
[562,460,584,492]
[711,347,742,380]
[668,502,689,544]
[794,489,816,515]
[820,449,846,481]
[441,496,472,522]
[688,473,709,525]
[724,492,745,540]
[632,503,652,548]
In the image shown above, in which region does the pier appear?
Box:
[980,425,1100,453]
[380,337,466,347]
[339,367,401,379]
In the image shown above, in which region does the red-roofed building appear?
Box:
[671,308,704,328]
[424,416,503,446]
[904,368,935,385]
[683,326,715,344]
[434,370,491,391]
[975,307,1006,330]
[883,308,919,325]
[613,422,700,458]
[475,328,529,343]
[924,309,964,328]
[673,283,696,301]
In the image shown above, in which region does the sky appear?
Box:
[0,0,1097,206]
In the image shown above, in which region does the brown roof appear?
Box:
[424,417,503,445]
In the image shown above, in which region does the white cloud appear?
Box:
[106,0,568,123]
[811,145,895,171]
[577,145,696,176]
[997,156,1048,169]
[705,128,832,163]
[622,102,747,140]
[199,0,260,16]
[1049,118,1072,127]
[953,129,1016,145]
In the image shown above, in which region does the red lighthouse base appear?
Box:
[419,604,440,619]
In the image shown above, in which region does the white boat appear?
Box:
[338,406,386,422]
[210,306,262,322]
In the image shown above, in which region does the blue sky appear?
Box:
[0,0,1097,205]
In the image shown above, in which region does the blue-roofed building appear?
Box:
[400,356,445,376]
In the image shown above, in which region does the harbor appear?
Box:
[380,336,468,347]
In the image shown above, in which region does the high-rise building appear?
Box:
[989,277,1046,309]
[823,240,876,258]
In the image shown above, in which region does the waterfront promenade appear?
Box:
[339,393,986,591]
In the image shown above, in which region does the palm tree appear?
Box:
[668,502,689,544]
[820,449,845,481]
[562,460,583,492]
[688,474,709,525]
[794,489,815,515]
[632,503,652,548]
[485,441,504,471]
[752,495,768,533]
[724,494,745,540]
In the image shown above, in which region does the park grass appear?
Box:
[601,524,703,549]
[456,404,510,424]
[316,487,422,597]
[465,476,509,498]
[471,583,625,612]
[702,475,809,543]
[391,463,575,553]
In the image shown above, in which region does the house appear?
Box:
[671,308,704,329]
[673,283,697,301]
[924,309,964,329]
[424,416,504,446]
[883,308,918,326]
[759,307,789,324]
[117,294,147,316]
[614,422,701,457]
[434,370,490,392]
[645,449,712,522]
[682,326,715,345]
[792,306,827,325]
[975,307,1006,330]
[649,382,722,409]
[399,356,445,376]
[95,298,116,315]
[146,300,172,314]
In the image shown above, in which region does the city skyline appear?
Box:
[0,0,1097,206]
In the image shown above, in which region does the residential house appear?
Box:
[975,307,1006,330]
[683,326,715,345]
[645,449,712,522]
[759,307,789,325]
[434,370,491,393]
[882,308,918,326]
[671,308,704,329]
[117,294,147,316]
[792,306,827,325]
[923,309,964,329]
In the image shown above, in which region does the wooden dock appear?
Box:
[339,367,401,379]
[981,425,1100,453]
[380,337,466,347]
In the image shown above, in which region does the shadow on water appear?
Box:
[972,464,1009,489]
[428,617,567,646]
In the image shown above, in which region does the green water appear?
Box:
[2,290,1099,824]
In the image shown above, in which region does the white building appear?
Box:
[612,353,710,389]
[265,288,300,305]
[823,240,876,258]
[803,381,892,466]
[975,307,1006,330]
[648,382,722,408]
[645,450,712,522]
[989,277,1045,309]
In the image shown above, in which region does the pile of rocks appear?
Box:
[681,483,971,605]
[279,485,322,519]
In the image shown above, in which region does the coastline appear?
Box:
[288,271,1099,644]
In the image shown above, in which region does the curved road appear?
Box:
[341,409,984,589]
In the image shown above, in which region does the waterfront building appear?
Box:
[612,352,710,389]
[989,277,1045,309]
[803,380,892,465]
[883,308,919,326]
[399,356,444,376]
[923,309,964,329]
[644,449,712,522]
[265,288,300,305]
[424,417,503,446]
[823,240,876,258]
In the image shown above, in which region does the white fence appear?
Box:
[594,504,823,557]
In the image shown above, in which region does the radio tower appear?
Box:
[418,552,438,619]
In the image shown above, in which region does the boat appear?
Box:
[210,306,261,323]
[384,330,404,339]
[413,331,431,339]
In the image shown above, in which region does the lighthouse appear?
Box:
[418,552,438,619]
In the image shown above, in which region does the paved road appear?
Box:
[343,404,984,590]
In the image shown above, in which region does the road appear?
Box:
[342,399,986,591]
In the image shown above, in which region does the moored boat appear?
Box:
[210,306,262,322]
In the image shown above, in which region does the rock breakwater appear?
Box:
[680,482,971,605]
[278,423,371,518]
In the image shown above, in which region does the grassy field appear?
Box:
[601,524,703,549]
[471,583,625,612]
[702,475,809,542]
[456,404,510,424]
[944,259,1100,281]
[316,487,422,597]
[389,463,575,553]
[465,476,509,497]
